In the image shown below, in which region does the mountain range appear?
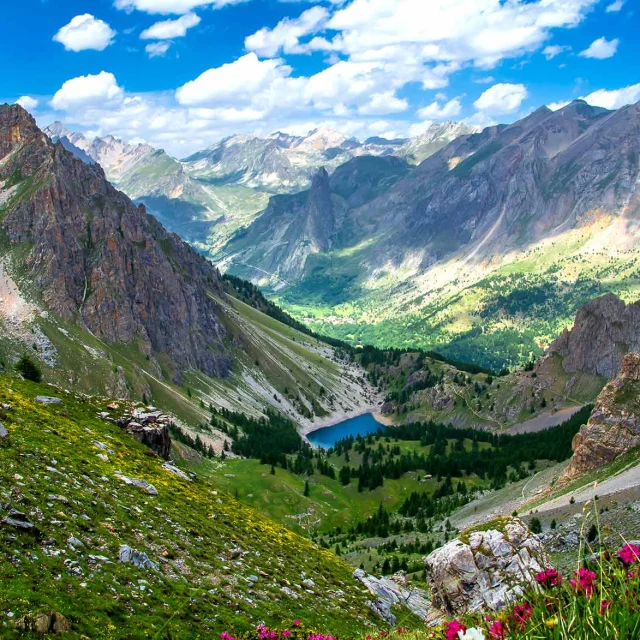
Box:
[43,120,477,259]
[220,100,640,370]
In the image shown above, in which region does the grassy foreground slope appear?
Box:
[0,376,381,639]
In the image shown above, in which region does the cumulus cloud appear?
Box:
[417,98,462,119]
[579,36,619,59]
[140,12,201,39]
[176,53,292,106]
[582,83,640,110]
[548,100,570,111]
[115,0,245,14]
[357,92,408,115]
[145,42,171,57]
[245,6,328,57]
[542,44,571,60]
[53,14,116,52]
[326,0,598,67]
[50,72,124,111]
[474,83,528,115]
[16,96,39,111]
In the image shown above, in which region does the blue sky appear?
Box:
[3,0,639,156]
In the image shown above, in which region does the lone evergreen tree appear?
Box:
[16,354,42,383]
[303,479,310,497]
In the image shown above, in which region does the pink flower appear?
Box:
[221,633,235,640]
[293,621,300,627]
[444,620,466,640]
[600,599,612,615]
[618,544,640,566]
[489,620,505,639]
[569,568,597,597]
[535,568,562,587]
[512,601,533,629]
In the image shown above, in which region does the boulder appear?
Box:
[0,422,8,439]
[35,396,62,405]
[14,612,71,634]
[424,517,548,619]
[118,544,158,571]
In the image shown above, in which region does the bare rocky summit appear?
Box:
[550,293,640,380]
[560,352,640,482]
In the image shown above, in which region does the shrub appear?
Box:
[15,354,42,383]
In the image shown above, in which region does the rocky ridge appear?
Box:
[550,293,640,379]
[560,351,640,482]
[2,104,231,382]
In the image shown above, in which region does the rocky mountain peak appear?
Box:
[549,294,640,379]
[0,104,44,160]
[560,351,640,482]
[0,104,231,381]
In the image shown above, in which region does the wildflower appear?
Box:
[617,544,640,566]
[569,568,597,597]
[488,620,505,639]
[221,633,235,640]
[512,601,533,629]
[458,628,486,640]
[444,620,466,640]
[293,621,301,627]
[535,568,562,587]
[545,617,558,629]
[600,599,612,615]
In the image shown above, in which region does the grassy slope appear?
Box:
[270,226,640,371]
[0,376,381,639]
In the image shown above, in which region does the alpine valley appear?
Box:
[3,96,640,640]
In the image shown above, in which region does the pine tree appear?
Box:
[16,355,42,383]
[303,479,310,497]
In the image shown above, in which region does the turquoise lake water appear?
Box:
[307,413,385,449]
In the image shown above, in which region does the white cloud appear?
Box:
[606,0,624,11]
[175,53,292,106]
[326,0,598,67]
[582,83,640,110]
[53,14,116,52]
[474,83,528,115]
[145,42,171,57]
[115,0,245,14]
[16,96,39,111]
[140,12,201,39]
[542,44,570,60]
[357,91,408,115]
[245,6,329,57]
[579,36,619,59]
[472,76,495,84]
[50,72,124,111]
[547,100,570,111]
[417,98,462,119]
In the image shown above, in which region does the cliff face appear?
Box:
[549,293,640,379]
[560,352,640,482]
[0,105,230,381]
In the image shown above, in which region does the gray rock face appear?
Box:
[1,105,231,382]
[549,294,640,380]
[424,518,548,619]
[118,544,158,570]
[0,422,8,439]
[115,472,158,495]
[353,568,431,624]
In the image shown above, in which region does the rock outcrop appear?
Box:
[560,352,640,482]
[0,105,231,381]
[116,408,172,459]
[353,569,431,625]
[549,294,640,380]
[424,518,548,620]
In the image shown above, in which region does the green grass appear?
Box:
[0,375,382,639]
